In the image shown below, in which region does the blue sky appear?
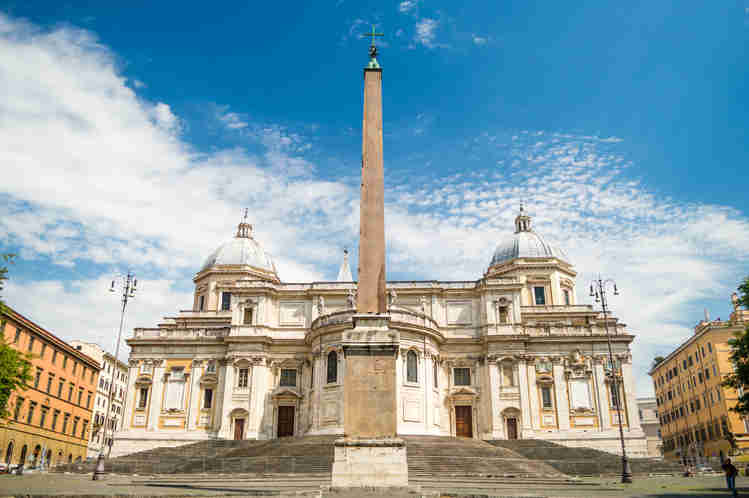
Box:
[0,1,748,396]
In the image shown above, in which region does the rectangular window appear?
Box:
[563,289,571,305]
[68,383,74,401]
[82,420,88,439]
[203,388,213,409]
[533,286,546,305]
[73,362,77,375]
[708,343,712,353]
[498,306,508,324]
[688,356,693,367]
[77,388,83,405]
[164,368,186,410]
[14,397,24,420]
[40,343,46,358]
[52,349,57,364]
[27,401,37,424]
[72,417,79,437]
[198,295,205,311]
[243,308,253,325]
[683,359,687,370]
[34,368,42,388]
[52,409,60,430]
[717,388,721,401]
[698,372,703,383]
[705,368,710,381]
[63,355,68,369]
[541,386,553,409]
[13,328,21,343]
[87,392,92,408]
[27,336,34,352]
[138,387,148,409]
[696,398,701,410]
[454,367,471,386]
[46,373,54,393]
[237,368,249,388]
[206,362,216,373]
[62,413,70,433]
[280,369,297,387]
[58,378,65,397]
[39,406,48,427]
[221,292,231,311]
[610,385,621,409]
[713,365,718,376]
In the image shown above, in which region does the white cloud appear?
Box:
[217,107,248,130]
[398,0,419,14]
[472,34,487,46]
[414,18,439,48]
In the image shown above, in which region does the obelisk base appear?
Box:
[331,438,408,488]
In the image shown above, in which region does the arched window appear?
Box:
[407,351,418,383]
[4,442,13,464]
[19,445,27,465]
[327,351,338,384]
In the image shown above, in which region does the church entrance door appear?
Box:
[277,406,295,438]
[455,405,472,438]
[507,417,518,440]
[233,418,245,440]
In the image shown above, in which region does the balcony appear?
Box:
[132,327,230,339]
[309,307,442,338]
[521,305,593,314]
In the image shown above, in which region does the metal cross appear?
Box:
[362,24,383,47]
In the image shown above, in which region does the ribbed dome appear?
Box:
[489,206,570,267]
[201,220,277,275]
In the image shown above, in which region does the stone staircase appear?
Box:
[54,436,337,475]
[488,439,683,477]
[402,435,598,489]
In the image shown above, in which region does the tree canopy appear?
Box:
[722,276,749,415]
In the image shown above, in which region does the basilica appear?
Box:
[113,208,647,457]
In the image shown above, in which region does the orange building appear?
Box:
[1,305,100,468]
[650,302,749,461]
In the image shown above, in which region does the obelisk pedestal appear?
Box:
[331,36,408,488]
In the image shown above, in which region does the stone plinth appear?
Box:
[331,438,408,488]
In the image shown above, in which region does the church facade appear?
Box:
[113,209,647,457]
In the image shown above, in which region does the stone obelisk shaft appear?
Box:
[358,67,386,314]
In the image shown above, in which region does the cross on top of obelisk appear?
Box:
[361,24,383,69]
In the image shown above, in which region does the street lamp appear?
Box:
[93,271,137,481]
[589,276,632,484]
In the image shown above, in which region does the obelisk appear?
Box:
[332,27,408,488]
[358,34,386,314]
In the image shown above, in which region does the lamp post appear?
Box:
[93,272,137,481]
[589,276,632,484]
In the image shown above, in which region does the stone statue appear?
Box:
[732,292,740,311]
[420,296,428,315]
[317,295,326,316]
[347,288,356,309]
[388,288,398,308]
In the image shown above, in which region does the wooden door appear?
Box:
[277,406,295,438]
[455,405,473,438]
[233,418,245,441]
[507,417,518,440]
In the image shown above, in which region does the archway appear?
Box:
[32,445,41,467]
[19,445,27,466]
[45,449,52,468]
[4,442,13,464]
[57,451,63,467]
[501,407,522,440]
[67,453,72,464]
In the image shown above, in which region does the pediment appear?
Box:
[448,386,479,398]
[271,387,303,399]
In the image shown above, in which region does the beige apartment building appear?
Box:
[650,299,749,461]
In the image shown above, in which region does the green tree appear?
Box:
[652,356,665,369]
[722,276,749,415]
[0,253,32,421]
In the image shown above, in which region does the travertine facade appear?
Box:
[112,209,647,458]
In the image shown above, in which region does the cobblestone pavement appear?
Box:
[0,473,746,497]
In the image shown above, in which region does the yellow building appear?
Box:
[1,306,101,469]
[650,300,749,461]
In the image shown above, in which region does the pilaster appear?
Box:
[517,357,532,431]
[147,363,165,431]
[552,360,570,430]
[219,361,235,438]
[187,361,202,431]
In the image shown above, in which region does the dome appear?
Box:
[489,207,570,267]
[201,220,277,275]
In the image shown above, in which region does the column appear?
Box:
[487,360,502,437]
[593,358,610,430]
[517,358,532,432]
[147,363,165,431]
[218,361,235,438]
[187,362,202,431]
[121,364,138,430]
[552,361,570,430]
[621,358,641,431]
[527,362,540,430]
